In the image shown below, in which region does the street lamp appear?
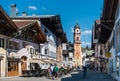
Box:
[5,30,21,76]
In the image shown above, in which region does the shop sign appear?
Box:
[106,52,111,58]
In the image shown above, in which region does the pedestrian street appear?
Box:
[0,70,116,81]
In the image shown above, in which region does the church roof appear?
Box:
[74,23,80,29]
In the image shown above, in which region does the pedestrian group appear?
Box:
[48,63,59,80]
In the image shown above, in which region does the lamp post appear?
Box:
[5,30,21,76]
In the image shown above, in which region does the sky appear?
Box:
[0,0,103,48]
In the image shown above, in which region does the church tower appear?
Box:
[73,23,82,68]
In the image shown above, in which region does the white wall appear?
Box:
[40,24,57,60]
[113,1,120,80]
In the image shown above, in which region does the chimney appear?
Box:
[10,4,17,17]
[22,12,27,16]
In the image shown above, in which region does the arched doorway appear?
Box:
[21,56,27,71]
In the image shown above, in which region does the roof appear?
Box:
[101,0,118,21]
[40,15,67,43]
[74,23,80,29]
[12,15,67,43]
[13,20,46,43]
[98,0,118,44]
[0,6,18,36]
[11,15,56,19]
[14,21,33,28]
[95,20,100,25]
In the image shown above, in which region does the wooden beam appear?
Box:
[109,0,114,19]
[101,20,114,22]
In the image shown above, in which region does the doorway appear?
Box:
[8,61,19,76]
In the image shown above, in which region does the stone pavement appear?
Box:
[0,70,117,81]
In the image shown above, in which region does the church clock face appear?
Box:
[75,29,80,33]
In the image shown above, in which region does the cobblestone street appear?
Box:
[0,70,116,81]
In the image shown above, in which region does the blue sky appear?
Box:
[0,0,103,48]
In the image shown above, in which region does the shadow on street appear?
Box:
[61,70,116,81]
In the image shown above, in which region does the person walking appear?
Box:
[53,63,59,80]
[100,64,103,72]
[47,67,51,78]
[82,65,87,78]
[49,64,54,79]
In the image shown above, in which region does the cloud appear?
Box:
[81,30,92,35]
[16,8,19,12]
[71,27,74,33]
[28,6,37,10]
[41,6,50,12]
[41,7,47,10]
[81,41,91,47]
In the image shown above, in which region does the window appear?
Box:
[0,38,5,48]
[8,41,19,50]
[45,48,48,55]
[76,37,79,41]
[8,41,14,49]
[23,42,27,48]
[2,38,5,48]
[116,32,120,53]
[63,56,67,61]
[35,50,39,55]
[15,42,19,50]
[69,58,72,61]
[49,51,56,58]
[30,48,34,55]
[117,57,119,76]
